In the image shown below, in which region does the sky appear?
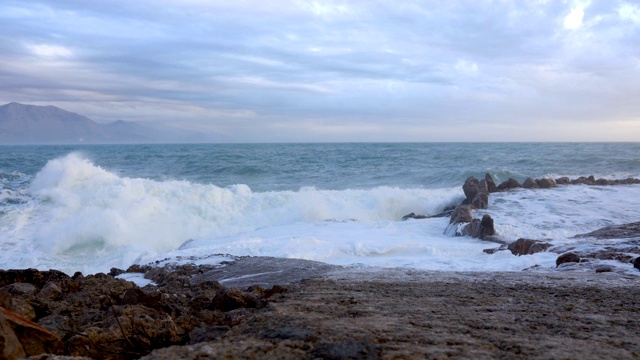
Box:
[1,0,639,142]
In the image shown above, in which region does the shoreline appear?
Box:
[3,258,640,359]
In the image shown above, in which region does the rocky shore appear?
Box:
[2,258,640,359]
[2,174,639,359]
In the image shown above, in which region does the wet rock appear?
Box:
[449,205,473,225]
[461,214,496,240]
[555,177,571,185]
[0,306,62,358]
[556,252,581,267]
[572,176,596,185]
[507,239,552,256]
[574,222,640,240]
[523,177,539,189]
[595,266,613,273]
[497,178,522,191]
[314,340,381,360]
[462,176,480,205]
[485,173,498,193]
[38,282,63,301]
[536,178,557,188]
[0,269,69,289]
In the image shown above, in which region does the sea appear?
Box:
[0,142,639,276]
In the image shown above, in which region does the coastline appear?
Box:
[3,258,640,359]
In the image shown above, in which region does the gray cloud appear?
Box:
[1,0,639,141]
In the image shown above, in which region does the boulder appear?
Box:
[536,178,557,188]
[0,306,62,358]
[497,178,522,191]
[555,177,571,185]
[574,222,640,240]
[485,173,498,193]
[449,205,473,224]
[634,257,640,271]
[507,239,552,256]
[556,252,581,267]
[462,177,480,205]
[460,214,496,240]
[522,178,539,189]
[471,192,489,209]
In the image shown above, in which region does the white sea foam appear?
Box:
[1,152,639,275]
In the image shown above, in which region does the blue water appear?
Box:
[0,142,639,274]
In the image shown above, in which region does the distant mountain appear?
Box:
[0,102,218,144]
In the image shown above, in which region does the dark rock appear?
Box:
[449,205,473,224]
[507,239,552,256]
[596,178,612,186]
[483,245,508,254]
[471,192,489,209]
[595,266,613,273]
[401,212,428,220]
[497,178,522,191]
[572,176,596,185]
[37,282,63,301]
[0,269,69,290]
[462,177,480,205]
[634,257,640,270]
[556,252,581,267]
[523,177,539,189]
[536,178,557,188]
[109,267,125,277]
[485,173,498,193]
[314,340,381,360]
[555,177,571,185]
[0,306,63,357]
[574,222,640,239]
[461,214,496,240]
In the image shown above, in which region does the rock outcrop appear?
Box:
[507,239,552,256]
[556,253,581,267]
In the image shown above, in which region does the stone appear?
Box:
[38,282,63,301]
[485,173,498,193]
[449,205,473,224]
[634,257,640,271]
[507,239,552,256]
[497,178,522,191]
[574,222,640,239]
[555,177,571,185]
[462,176,480,205]
[471,192,489,209]
[461,214,496,240]
[556,252,581,267]
[523,177,539,189]
[0,306,62,357]
[536,178,557,188]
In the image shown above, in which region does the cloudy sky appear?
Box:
[1,0,639,142]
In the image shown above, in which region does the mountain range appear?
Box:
[0,102,218,144]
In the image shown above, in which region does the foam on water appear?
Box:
[1,151,639,275]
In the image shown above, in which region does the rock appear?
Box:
[507,239,552,256]
[536,178,557,188]
[572,176,596,185]
[523,177,539,189]
[37,282,63,301]
[449,205,473,224]
[634,257,640,271]
[595,178,612,186]
[0,269,69,289]
[0,284,37,320]
[595,266,613,273]
[485,173,498,193]
[461,214,496,240]
[574,222,640,239]
[471,192,489,209]
[0,306,62,357]
[556,252,581,267]
[497,178,522,191]
[462,176,480,205]
[401,213,427,220]
[555,177,571,185]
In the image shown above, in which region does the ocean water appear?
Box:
[0,142,639,275]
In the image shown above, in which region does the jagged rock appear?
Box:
[37,282,63,301]
[471,179,489,209]
[536,178,557,188]
[0,306,62,358]
[460,214,496,240]
[401,212,428,220]
[497,178,522,190]
[0,284,37,320]
[634,257,640,270]
[462,177,480,205]
[485,173,498,193]
[574,222,640,239]
[556,252,581,267]
[523,178,539,189]
[507,239,552,256]
[595,178,612,186]
[555,177,571,185]
[595,266,613,273]
[449,205,473,224]
[572,176,596,185]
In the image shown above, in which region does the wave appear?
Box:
[24,153,462,257]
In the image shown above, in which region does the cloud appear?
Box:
[0,0,639,142]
